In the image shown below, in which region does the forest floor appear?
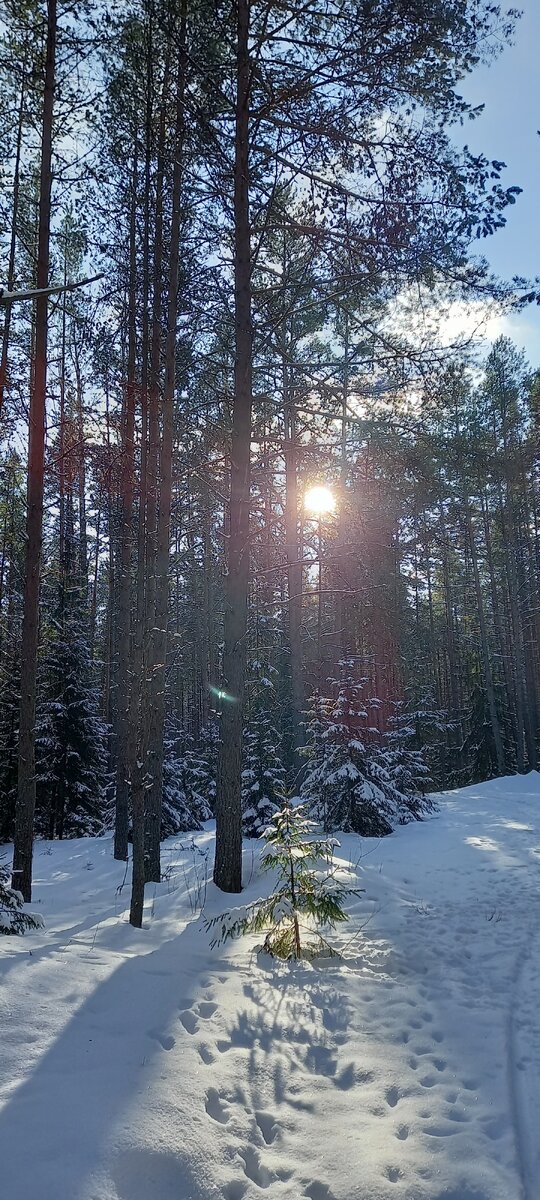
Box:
[2,774,540,1200]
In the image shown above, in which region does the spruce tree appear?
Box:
[161,723,214,836]
[208,798,360,960]
[242,668,285,836]
[35,605,109,839]
[300,672,431,837]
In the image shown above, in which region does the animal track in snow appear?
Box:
[446,1106,468,1123]
[205,1087,230,1124]
[223,1182,246,1200]
[395,1124,409,1140]
[303,1182,337,1200]
[198,1000,218,1019]
[384,1166,402,1183]
[238,1145,272,1188]
[197,1041,215,1065]
[179,1009,198,1035]
[423,1121,459,1137]
[385,1086,400,1108]
[148,1029,175,1051]
[334,1063,357,1090]
[254,1111,280,1145]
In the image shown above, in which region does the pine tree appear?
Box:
[208,798,360,960]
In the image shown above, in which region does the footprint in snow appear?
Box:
[303,1182,337,1200]
[238,1145,273,1189]
[223,1182,246,1200]
[198,1000,218,1019]
[197,1042,215,1065]
[148,1029,175,1051]
[385,1086,400,1108]
[205,1087,229,1124]
[395,1124,409,1141]
[333,1063,358,1090]
[254,1111,280,1145]
[179,1009,199,1035]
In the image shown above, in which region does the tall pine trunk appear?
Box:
[12,0,56,901]
[113,148,137,861]
[214,0,252,893]
[145,9,187,884]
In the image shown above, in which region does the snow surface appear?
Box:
[2,774,540,1200]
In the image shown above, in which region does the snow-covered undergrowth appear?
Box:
[2,774,540,1199]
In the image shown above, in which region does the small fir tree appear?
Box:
[0,861,44,935]
[207,798,360,959]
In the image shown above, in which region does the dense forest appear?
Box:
[1,0,538,927]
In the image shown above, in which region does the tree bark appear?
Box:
[145,10,187,883]
[12,0,56,901]
[114,148,137,861]
[214,0,252,893]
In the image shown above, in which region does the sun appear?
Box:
[304,485,336,515]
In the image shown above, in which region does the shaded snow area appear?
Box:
[2,775,540,1199]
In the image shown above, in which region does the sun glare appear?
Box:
[304,485,336,515]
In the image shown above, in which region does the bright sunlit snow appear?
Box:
[2,774,540,1200]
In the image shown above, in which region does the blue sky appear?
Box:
[458,1,540,362]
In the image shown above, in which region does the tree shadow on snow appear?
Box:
[0,920,218,1200]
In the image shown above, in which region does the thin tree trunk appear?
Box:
[12,0,56,901]
[464,499,505,774]
[129,13,153,925]
[0,48,27,420]
[145,11,187,883]
[214,0,252,893]
[114,148,137,861]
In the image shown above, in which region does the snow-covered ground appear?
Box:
[2,774,540,1200]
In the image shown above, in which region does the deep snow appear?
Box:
[2,774,540,1200]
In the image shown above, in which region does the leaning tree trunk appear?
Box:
[214,0,253,893]
[12,0,56,902]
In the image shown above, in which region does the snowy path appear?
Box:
[1,774,540,1199]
